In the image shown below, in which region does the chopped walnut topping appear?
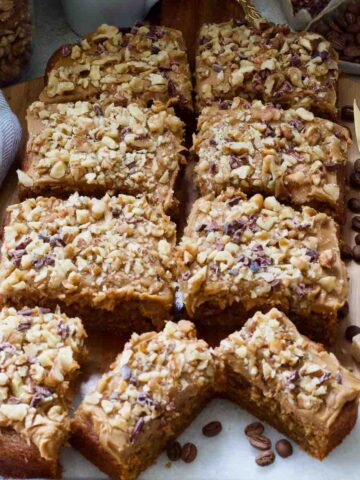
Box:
[76,320,216,458]
[193,98,351,214]
[217,309,360,427]
[40,24,193,114]
[20,100,185,210]
[0,194,176,322]
[177,191,347,320]
[0,0,32,86]
[196,20,338,117]
[0,306,86,461]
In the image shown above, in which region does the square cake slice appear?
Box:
[216,308,360,459]
[192,98,351,222]
[71,320,216,480]
[195,20,338,118]
[40,24,193,118]
[0,305,86,478]
[18,100,185,211]
[0,193,176,333]
[177,191,348,345]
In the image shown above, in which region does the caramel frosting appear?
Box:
[196,20,338,117]
[0,193,176,319]
[177,190,348,318]
[75,321,216,461]
[0,306,86,461]
[217,308,360,429]
[40,23,193,113]
[193,98,351,212]
[19,100,185,210]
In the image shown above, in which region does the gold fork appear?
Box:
[235,0,263,23]
[354,100,360,152]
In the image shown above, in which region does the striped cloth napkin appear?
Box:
[0,90,22,186]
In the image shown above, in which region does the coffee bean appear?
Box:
[348,197,360,212]
[346,325,360,341]
[166,441,182,461]
[355,233,360,245]
[348,2,360,15]
[244,421,264,437]
[340,243,353,261]
[181,442,197,463]
[355,159,360,172]
[202,421,222,437]
[352,216,360,232]
[338,301,349,319]
[350,172,360,188]
[353,245,360,263]
[342,105,354,122]
[255,449,275,467]
[327,31,345,51]
[249,434,272,451]
[275,439,293,458]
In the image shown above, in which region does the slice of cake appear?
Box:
[192,98,351,222]
[195,19,338,118]
[71,320,216,480]
[19,100,185,212]
[216,308,360,459]
[0,193,176,333]
[0,306,86,478]
[177,191,348,345]
[40,23,193,118]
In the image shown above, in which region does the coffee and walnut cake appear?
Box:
[196,19,338,118]
[216,309,360,459]
[177,190,348,345]
[192,98,351,221]
[18,100,186,211]
[40,23,193,118]
[71,320,217,480]
[0,306,86,478]
[0,193,177,333]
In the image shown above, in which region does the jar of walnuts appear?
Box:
[0,0,32,86]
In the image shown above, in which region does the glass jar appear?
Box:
[0,0,32,86]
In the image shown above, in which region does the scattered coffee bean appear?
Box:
[345,325,360,342]
[166,441,182,461]
[291,0,329,17]
[350,172,360,188]
[275,439,293,458]
[352,216,360,232]
[341,105,354,122]
[202,421,222,437]
[338,301,349,319]
[348,197,360,212]
[249,434,272,451]
[340,243,353,261]
[355,159,360,173]
[181,442,197,463]
[244,421,265,437]
[352,245,360,262]
[355,233,360,245]
[255,449,275,467]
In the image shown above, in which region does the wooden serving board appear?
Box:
[2,1,360,476]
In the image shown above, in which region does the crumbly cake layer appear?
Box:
[177,191,348,343]
[193,98,350,220]
[0,194,176,330]
[71,320,216,479]
[0,306,86,464]
[19,100,186,210]
[196,20,338,118]
[40,23,193,116]
[216,309,360,458]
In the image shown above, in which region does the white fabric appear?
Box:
[0,90,22,187]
